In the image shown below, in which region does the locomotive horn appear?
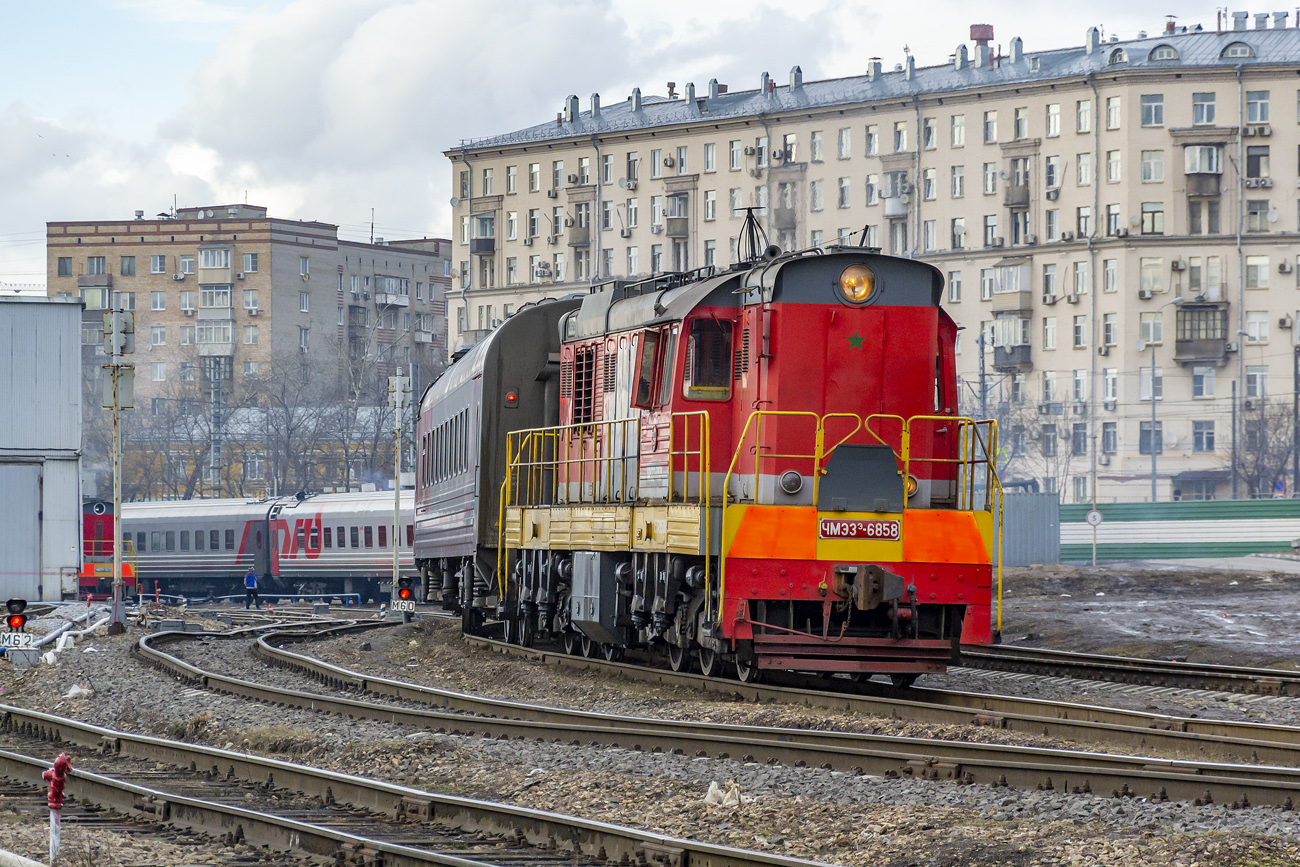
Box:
[763,244,782,261]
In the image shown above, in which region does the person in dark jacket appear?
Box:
[244,567,260,609]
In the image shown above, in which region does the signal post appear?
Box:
[103,309,135,634]
[388,374,413,622]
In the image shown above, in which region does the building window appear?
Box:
[982,111,996,143]
[147,290,163,311]
[150,255,166,274]
[980,269,994,301]
[983,215,997,247]
[1192,421,1215,453]
[921,117,935,150]
[1246,365,1268,398]
[1076,99,1091,133]
[948,271,961,303]
[1247,90,1270,123]
[1103,259,1117,292]
[951,218,965,249]
[703,240,716,267]
[1072,315,1087,348]
[119,256,135,276]
[808,131,823,162]
[865,125,878,156]
[1139,421,1163,456]
[180,325,194,345]
[1103,369,1117,402]
[199,248,230,269]
[1141,203,1164,235]
[1247,200,1270,233]
[1246,145,1270,179]
[1106,96,1121,129]
[675,146,688,175]
[837,177,851,209]
[1192,92,1216,125]
[951,165,964,198]
[1046,104,1060,137]
[1106,150,1121,183]
[151,362,165,382]
[922,220,936,252]
[1041,425,1058,457]
[809,179,824,212]
[1246,255,1270,288]
[865,175,878,206]
[1045,209,1059,241]
[950,114,964,147]
[1077,153,1092,185]
[837,127,851,159]
[1192,366,1215,398]
[243,325,258,345]
[1013,107,1028,139]
[1141,94,1164,126]
[1044,155,1060,188]
[1102,421,1117,454]
[982,162,997,195]
[1141,150,1164,182]
[299,326,309,351]
[150,325,165,346]
[86,256,106,276]
[728,140,742,171]
[892,121,906,152]
[1140,258,1163,294]
[1184,146,1221,175]
[1072,423,1087,457]
[1139,312,1162,344]
[921,168,935,201]
[1042,316,1056,350]
[1042,264,1057,299]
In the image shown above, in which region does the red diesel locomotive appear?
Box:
[415,240,1002,684]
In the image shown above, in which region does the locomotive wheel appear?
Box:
[697,648,722,678]
[667,643,691,672]
[502,617,518,645]
[563,630,581,655]
[520,615,536,648]
[581,636,597,658]
[734,657,762,684]
[890,673,919,689]
[602,644,624,662]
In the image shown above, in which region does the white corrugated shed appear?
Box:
[0,296,83,600]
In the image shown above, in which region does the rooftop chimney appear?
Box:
[1085,26,1099,53]
[1009,36,1022,62]
[1166,15,1177,33]
[904,56,915,80]
[708,78,719,99]
[970,23,994,45]
[976,43,990,67]
[866,58,882,80]
[1137,30,1147,39]
[1274,11,1290,27]
[564,94,579,122]
[790,65,803,90]
[685,81,695,102]
[954,44,969,70]
[590,93,601,118]
[631,87,642,112]
[760,71,770,92]
[134,210,144,220]
[666,81,677,99]
[1254,12,1269,27]
[1232,11,1248,30]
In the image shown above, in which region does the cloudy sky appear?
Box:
[1,0,1230,286]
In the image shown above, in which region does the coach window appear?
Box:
[136,531,146,552]
[151,531,161,552]
[632,330,661,408]
[210,530,220,550]
[378,525,387,548]
[406,524,414,545]
[180,531,189,551]
[350,526,359,548]
[340,526,347,548]
[165,531,175,551]
[225,529,235,550]
[683,319,732,400]
[323,527,332,549]
[364,526,374,548]
[296,526,306,550]
[194,530,203,551]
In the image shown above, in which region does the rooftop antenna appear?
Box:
[370,208,375,244]
[735,207,774,264]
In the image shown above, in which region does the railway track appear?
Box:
[132,624,1300,809]
[959,644,1300,696]
[0,705,833,867]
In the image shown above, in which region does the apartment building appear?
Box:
[47,205,451,494]
[446,13,1300,502]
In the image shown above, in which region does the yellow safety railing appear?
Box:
[667,411,711,505]
[714,410,1003,630]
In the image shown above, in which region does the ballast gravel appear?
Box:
[4,620,1299,865]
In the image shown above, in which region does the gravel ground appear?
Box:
[7,572,1300,865]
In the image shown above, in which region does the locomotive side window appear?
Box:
[210,530,220,550]
[632,330,660,408]
[194,530,203,551]
[324,527,332,548]
[364,526,374,548]
[350,526,359,548]
[378,525,387,548]
[225,529,234,550]
[180,531,189,551]
[658,327,678,405]
[683,319,733,401]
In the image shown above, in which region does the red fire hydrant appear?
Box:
[43,753,71,863]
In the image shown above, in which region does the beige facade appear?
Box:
[447,17,1300,502]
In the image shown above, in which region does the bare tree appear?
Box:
[1234,397,1296,498]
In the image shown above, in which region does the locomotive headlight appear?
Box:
[905,474,919,498]
[839,264,876,304]
[779,471,803,495]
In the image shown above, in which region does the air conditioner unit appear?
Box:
[361,290,370,299]
[1026,234,1039,245]
[1098,454,1111,466]
[182,308,194,317]
[1226,341,1239,352]
[900,181,914,194]
[1281,315,1293,329]
[1072,403,1087,416]
[770,149,784,161]
[1242,125,1256,137]
[1281,262,1294,274]
[620,228,632,238]
[1260,124,1273,136]
[993,237,1005,247]
[1245,398,1257,410]
[1170,260,1186,272]
[650,225,663,235]
[1115,228,1129,237]
[236,272,245,280]
[172,273,184,281]
[522,237,533,246]
[1244,178,1260,188]
[1046,188,1060,201]
[1097,345,1109,356]
[547,190,559,199]
[547,235,558,245]
[564,215,575,227]
[626,180,637,191]
[248,308,259,317]
[1061,231,1074,242]
[567,173,578,184]
[1260,178,1274,188]
[743,146,756,156]
[1042,294,1058,306]
[1037,403,1052,415]
[1138,289,1153,301]
[1103,400,1117,411]
[1065,294,1079,304]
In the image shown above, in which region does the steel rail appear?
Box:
[959,644,1300,696]
[135,628,1300,807]
[263,631,1300,768]
[0,705,836,867]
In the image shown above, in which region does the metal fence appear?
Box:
[995,492,1061,567]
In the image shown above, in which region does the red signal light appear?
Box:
[398,588,412,600]
[6,614,27,631]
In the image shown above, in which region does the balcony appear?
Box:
[1173,302,1230,366]
[772,207,797,230]
[991,290,1034,314]
[993,344,1032,371]
[1003,184,1030,209]
[197,341,235,357]
[883,196,909,219]
[470,238,495,256]
[77,273,111,289]
[666,217,689,238]
[414,331,434,344]
[373,292,409,307]
[1186,174,1220,197]
[567,225,590,248]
